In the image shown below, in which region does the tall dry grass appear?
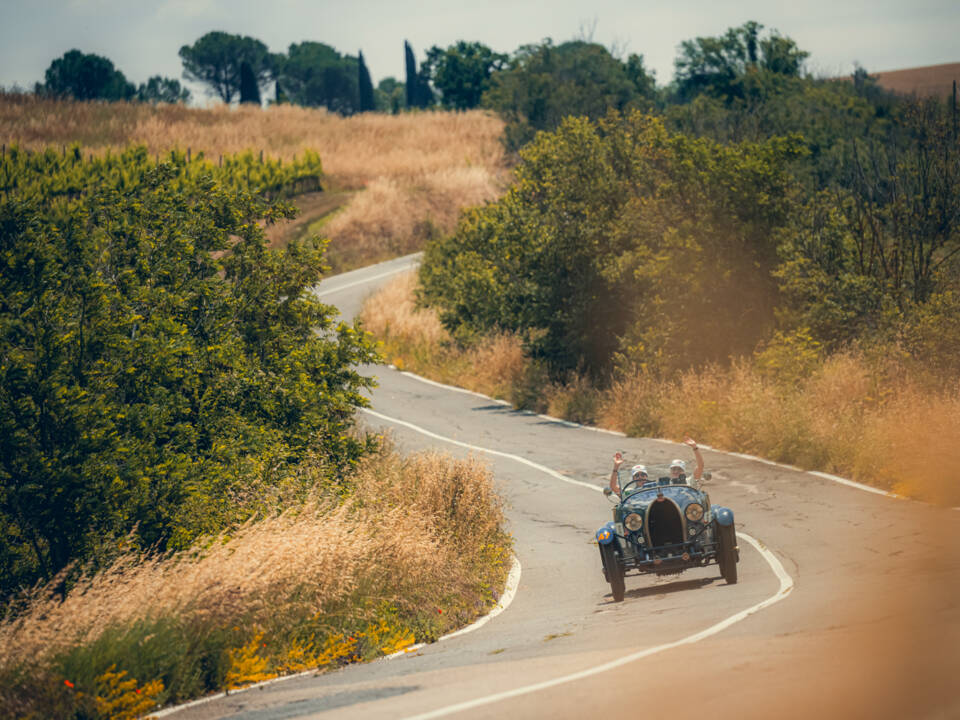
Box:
[359,272,531,400]
[0,95,509,270]
[0,442,510,714]
[363,274,960,505]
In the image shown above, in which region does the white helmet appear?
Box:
[631,464,648,480]
[669,459,686,472]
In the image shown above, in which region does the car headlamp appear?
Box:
[624,512,643,532]
[684,503,704,522]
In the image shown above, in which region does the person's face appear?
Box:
[670,466,681,477]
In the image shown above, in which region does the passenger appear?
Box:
[670,436,704,485]
[609,452,648,495]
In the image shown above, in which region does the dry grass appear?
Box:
[0,95,510,270]
[363,275,960,505]
[0,443,509,675]
[359,271,530,400]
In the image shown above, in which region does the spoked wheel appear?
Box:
[717,523,739,584]
[599,542,626,601]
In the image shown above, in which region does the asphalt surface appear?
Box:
[167,255,960,720]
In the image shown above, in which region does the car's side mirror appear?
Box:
[602,487,613,496]
[702,472,712,482]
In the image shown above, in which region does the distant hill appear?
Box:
[870,62,959,98]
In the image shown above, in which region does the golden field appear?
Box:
[0,95,509,270]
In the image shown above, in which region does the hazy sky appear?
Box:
[2,0,957,101]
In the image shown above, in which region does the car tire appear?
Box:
[717,523,739,585]
[599,542,626,601]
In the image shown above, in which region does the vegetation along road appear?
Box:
[165,255,960,720]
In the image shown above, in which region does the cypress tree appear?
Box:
[239,61,261,104]
[274,79,287,104]
[358,51,375,112]
[404,41,418,108]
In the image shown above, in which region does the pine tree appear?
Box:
[358,51,375,112]
[239,61,261,104]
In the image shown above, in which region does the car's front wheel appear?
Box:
[717,523,739,584]
[599,542,626,601]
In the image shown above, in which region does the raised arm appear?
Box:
[684,436,704,480]
[610,452,624,494]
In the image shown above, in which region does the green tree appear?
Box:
[278,42,359,114]
[375,77,405,113]
[0,155,377,597]
[482,40,641,150]
[239,61,261,104]
[358,51,376,112]
[674,21,808,102]
[775,97,960,348]
[37,49,135,101]
[422,41,507,110]
[404,41,433,109]
[420,112,803,376]
[136,75,191,104]
[624,53,657,99]
[179,31,275,103]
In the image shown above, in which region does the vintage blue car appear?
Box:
[596,466,739,601]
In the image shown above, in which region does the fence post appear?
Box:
[259,149,263,164]
[187,147,191,163]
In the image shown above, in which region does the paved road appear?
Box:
[169,255,960,720]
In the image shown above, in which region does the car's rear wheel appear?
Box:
[717,523,739,584]
[599,542,625,601]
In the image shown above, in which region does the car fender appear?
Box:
[713,506,735,527]
[596,522,617,545]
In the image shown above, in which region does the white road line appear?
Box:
[362,408,601,493]
[384,553,523,659]
[313,262,419,298]
[360,408,795,720]
[402,532,791,720]
[391,368,911,501]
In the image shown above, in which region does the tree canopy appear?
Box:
[422,41,507,110]
[179,31,275,103]
[36,49,135,101]
[482,40,652,149]
[674,21,809,101]
[277,41,360,114]
[420,112,803,376]
[136,75,191,104]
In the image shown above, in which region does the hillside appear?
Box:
[0,95,509,270]
[871,61,960,97]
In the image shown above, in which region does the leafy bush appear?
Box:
[420,111,803,378]
[0,151,373,599]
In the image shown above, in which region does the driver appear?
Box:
[609,452,648,495]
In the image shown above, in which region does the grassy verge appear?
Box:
[360,273,960,506]
[0,96,509,273]
[0,441,511,719]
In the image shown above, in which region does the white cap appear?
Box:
[631,464,648,479]
[670,459,686,472]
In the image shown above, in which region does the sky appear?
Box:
[2,0,958,102]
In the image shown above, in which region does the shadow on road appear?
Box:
[226,685,419,720]
[612,577,717,603]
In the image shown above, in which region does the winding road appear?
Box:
[166,255,960,720]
